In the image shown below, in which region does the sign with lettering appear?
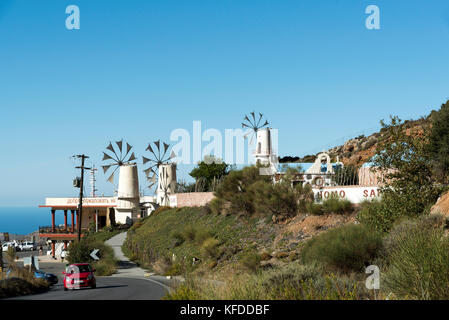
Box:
[44,197,117,207]
[313,186,380,204]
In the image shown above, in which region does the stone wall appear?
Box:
[171,192,215,208]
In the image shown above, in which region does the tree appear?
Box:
[189,155,230,192]
[362,116,443,232]
[428,100,449,183]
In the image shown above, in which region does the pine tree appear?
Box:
[428,100,449,183]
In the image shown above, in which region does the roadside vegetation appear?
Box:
[0,247,50,299]
[132,100,449,300]
[66,225,126,276]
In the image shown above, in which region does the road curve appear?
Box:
[9,276,167,300]
[7,232,169,300]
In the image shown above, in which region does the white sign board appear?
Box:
[44,197,117,207]
[313,186,380,204]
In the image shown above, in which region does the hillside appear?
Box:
[280,114,433,167]
[123,207,357,279]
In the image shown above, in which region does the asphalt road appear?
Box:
[9,276,168,300]
[3,234,170,300]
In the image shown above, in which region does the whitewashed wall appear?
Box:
[313,186,380,204]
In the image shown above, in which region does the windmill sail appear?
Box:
[102,139,136,184]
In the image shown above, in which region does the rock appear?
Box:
[431,191,449,216]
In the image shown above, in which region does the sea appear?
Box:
[0,207,65,235]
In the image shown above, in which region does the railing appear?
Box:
[39,225,79,234]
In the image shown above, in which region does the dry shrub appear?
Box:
[152,206,172,216]
[201,238,220,259]
[152,256,173,275]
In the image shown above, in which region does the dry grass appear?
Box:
[0,267,50,299]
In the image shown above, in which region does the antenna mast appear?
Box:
[90,166,98,197]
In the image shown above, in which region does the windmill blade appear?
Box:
[144,167,153,177]
[154,140,161,160]
[116,140,123,153]
[244,115,250,122]
[102,152,115,161]
[127,152,136,162]
[122,143,132,159]
[106,166,119,184]
[256,113,263,127]
[147,182,155,189]
[243,130,252,139]
[142,156,152,165]
[107,142,120,161]
[250,112,256,122]
[262,120,269,127]
[242,123,250,129]
[147,143,159,159]
[169,151,176,160]
[162,142,170,158]
[249,133,255,145]
[102,164,114,174]
[106,142,115,153]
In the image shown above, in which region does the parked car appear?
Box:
[2,242,15,252]
[63,263,96,290]
[34,270,58,285]
[19,242,36,251]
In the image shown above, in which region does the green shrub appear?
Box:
[165,262,184,276]
[170,231,185,247]
[67,239,117,276]
[357,199,397,233]
[259,262,363,300]
[164,263,363,300]
[301,224,383,273]
[212,165,314,218]
[195,229,214,244]
[370,116,443,231]
[201,237,220,259]
[240,251,261,272]
[250,180,299,218]
[306,202,323,215]
[209,198,225,215]
[67,240,93,263]
[383,216,449,299]
[321,196,352,214]
[163,280,203,300]
[182,226,197,242]
[214,166,271,216]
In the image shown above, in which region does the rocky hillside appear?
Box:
[280,115,432,167]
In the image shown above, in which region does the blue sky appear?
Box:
[1,0,449,206]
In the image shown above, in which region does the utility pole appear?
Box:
[75,155,90,242]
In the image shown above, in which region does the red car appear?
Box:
[63,263,96,290]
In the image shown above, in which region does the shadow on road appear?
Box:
[117,260,137,269]
[95,284,129,290]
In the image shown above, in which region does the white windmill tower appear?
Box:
[102,140,139,225]
[142,140,177,206]
[242,112,278,175]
